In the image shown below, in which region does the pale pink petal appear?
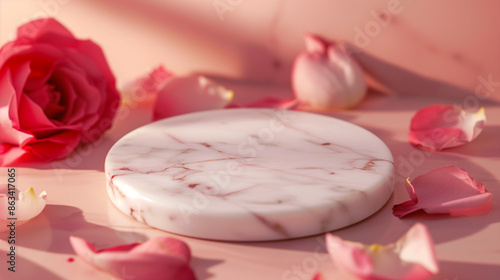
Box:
[409,105,486,151]
[325,223,438,280]
[227,98,299,110]
[393,166,492,218]
[153,75,233,120]
[398,223,439,276]
[292,34,367,109]
[304,33,328,53]
[70,235,196,280]
[325,233,373,277]
[121,65,173,106]
[0,185,47,221]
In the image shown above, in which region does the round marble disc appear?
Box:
[105,109,394,241]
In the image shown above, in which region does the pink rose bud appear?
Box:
[292,34,367,109]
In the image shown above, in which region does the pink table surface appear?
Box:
[1,88,499,280]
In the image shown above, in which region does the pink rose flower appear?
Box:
[0,18,120,166]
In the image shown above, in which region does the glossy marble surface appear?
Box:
[105,109,394,241]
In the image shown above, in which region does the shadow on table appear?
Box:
[17,204,148,254]
[191,256,225,280]
[0,251,64,280]
[431,260,500,280]
[444,124,500,158]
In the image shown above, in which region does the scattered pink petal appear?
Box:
[70,235,196,280]
[393,166,492,218]
[121,65,173,106]
[291,34,367,109]
[326,223,438,280]
[0,185,47,221]
[408,105,486,151]
[227,97,299,110]
[153,75,233,120]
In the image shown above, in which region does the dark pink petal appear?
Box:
[129,236,191,263]
[393,166,492,218]
[17,18,74,41]
[70,236,196,280]
[227,98,299,110]
[408,105,486,151]
[24,130,81,160]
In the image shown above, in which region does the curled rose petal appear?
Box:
[291,34,367,109]
[153,75,233,120]
[393,166,492,218]
[70,235,196,280]
[121,65,173,106]
[326,223,438,280]
[408,105,486,151]
[0,185,47,221]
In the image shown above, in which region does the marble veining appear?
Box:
[105,109,394,241]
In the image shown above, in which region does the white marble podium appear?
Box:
[105,109,394,241]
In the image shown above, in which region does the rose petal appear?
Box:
[0,185,47,221]
[408,105,486,151]
[17,18,74,41]
[325,223,438,280]
[153,75,233,120]
[70,236,196,280]
[393,166,492,218]
[122,65,173,106]
[305,33,328,53]
[325,234,374,277]
[397,223,439,276]
[292,34,367,109]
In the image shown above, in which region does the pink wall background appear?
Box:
[1,0,500,101]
